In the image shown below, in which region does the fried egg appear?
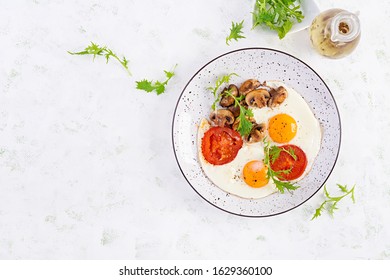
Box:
[197,81,322,199]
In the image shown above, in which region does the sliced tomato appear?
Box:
[270,144,307,181]
[201,127,243,165]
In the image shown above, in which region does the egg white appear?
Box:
[253,81,322,180]
[198,119,278,199]
[197,81,322,199]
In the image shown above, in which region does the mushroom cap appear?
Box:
[245,89,270,108]
[220,84,239,107]
[239,79,261,96]
[209,109,235,127]
[246,123,266,143]
[268,86,288,108]
[227,104,240,118]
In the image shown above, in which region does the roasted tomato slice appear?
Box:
[201,127,243,165]
[270,144,307,181]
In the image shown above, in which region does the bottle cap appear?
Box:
[330,11,360,43]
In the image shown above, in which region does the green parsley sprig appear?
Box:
[226,20,246,45]
[207,73,254,137]
[311,184,356,220]
[263,138,300,193]
[252,0,304,39]
[223,91,254,137]
[136,65,177,95]
[269,145,297,164]
[207,73,238,110]
[68,42,131,75]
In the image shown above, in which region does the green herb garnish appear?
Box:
[223,91,254,137]
[207,73,254,137]
[312,184,356,220]
[226,20,246,45]
[263,138,299,193]
[252,0,304,39]
[207,73,238,110]
[68,42,131,75]
[269,145,297,164]
[136,65,177,95]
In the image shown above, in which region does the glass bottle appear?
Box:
[310,9,361,59]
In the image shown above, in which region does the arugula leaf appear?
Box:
[231,95,253,137]
[135,80,155,92]
[311,184,356,220]
[136,65,177,95]
[272,177,299,193]
[269,145,281,164]
[252,0,304,39]
[288,147,297,160]
[329,202,339,216]
[226,20,246,45]
[269,145,297,164]
[207,74,254,137]
[312,200,327,219]
[338,184,348,193]
[237,106,253,137]
[68,42,131,75]
[263,138,300,194]
[207,73,238,110]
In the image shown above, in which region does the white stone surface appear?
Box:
[0,0,389,259]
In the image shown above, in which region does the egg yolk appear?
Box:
[268,113,297,143]
[243,160,269,188]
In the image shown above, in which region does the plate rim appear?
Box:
[171,47,342,218]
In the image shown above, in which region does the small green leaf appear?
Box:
[209,73,238,99]
[328,202,339,217]
[269,146,282,164]
[226,20,246,45]
[135,65,177,95]
[154,82,166,95]
[208,73,238,112]
[121,57,129,68]
[68,42,131,75]
[164,70,175,79]
[338,184,348,193]
[237,110,253,137]
[136,80,154,92]
[312,184,357,220]
[252,0,304,39]
[263,138,300,194]
[219,86,254,137]
[288,147,297,160]
[312,208,322,219]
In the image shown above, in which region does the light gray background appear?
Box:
[0,0,389,259]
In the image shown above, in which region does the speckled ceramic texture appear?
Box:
[172,48,341,217]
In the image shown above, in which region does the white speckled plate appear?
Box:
[172,48,341,217]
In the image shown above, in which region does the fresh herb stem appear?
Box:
[207,73,254,137]
[226,20,246,45]
[223,91,253,137]
[263,138,300,193]
[311,184,356,220]
[252,0,304,39]
[135,64,177,95]
[208,73,238,110]
[68,42,131,75]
